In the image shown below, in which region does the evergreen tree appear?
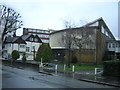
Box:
[36,44,53,62]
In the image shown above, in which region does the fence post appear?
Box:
[55,65,58,75]
[55,65,58,71]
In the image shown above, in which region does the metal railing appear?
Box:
[95,68,103,75]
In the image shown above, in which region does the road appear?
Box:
[2,65,117,88]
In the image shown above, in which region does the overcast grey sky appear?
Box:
[1,0,119,39]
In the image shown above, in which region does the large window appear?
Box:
[32,29,36,32]
[35,38,38,42]
[20,44,25,48]
[29,29,33,32]
[43,40,49,43]
[8,44,12,47]
[112,43,115,48]
[116,43,118,48]
[33,46,35,50]
[108,43,111,48]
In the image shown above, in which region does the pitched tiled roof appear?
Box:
[4,36,26,44]
[21,34,42,43]
[21,34,31,41]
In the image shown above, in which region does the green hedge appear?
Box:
[103,60,120,77]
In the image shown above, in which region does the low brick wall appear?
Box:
[75,49,95,63]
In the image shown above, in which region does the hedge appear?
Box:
[103,60,120,77]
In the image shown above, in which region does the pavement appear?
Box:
[42,68,120,88]
[2,60,120,88]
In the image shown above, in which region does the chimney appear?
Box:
[13,31,16,37]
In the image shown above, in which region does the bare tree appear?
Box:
[61,20,77,67]
[61,30,75,67]
[73,27,95,65]
[0,5,23,42]
[62,20,95,66]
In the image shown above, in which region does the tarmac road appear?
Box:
[2,65,117,88]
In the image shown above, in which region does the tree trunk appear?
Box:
[68,49,71,67]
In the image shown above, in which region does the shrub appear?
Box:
[11,50,20,61]
[103,60,120,77]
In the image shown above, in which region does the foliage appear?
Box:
[0,5,23,41]
[36,44,53,62]
[22,53,26,63]
[11,50,20,61]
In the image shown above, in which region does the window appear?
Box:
[112,43,115,48]
[33,46,35,50]
[35,38,38,42]
[33,34,36,36]
[108,43,111,48]
[39,35,42,37]
[20,45,25,48]
[8,44,12,47]
[116,43,118,48]
[37,30,40,33]
[26,47,29,52]
[43,35,45,38]
[102,26,105,34]
[32,30,36,32]
[40,31,44,33]
[43,40,49,43]
[29,29,33,32]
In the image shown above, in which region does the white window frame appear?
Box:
[26,47,29,52]
[20,44,25,48]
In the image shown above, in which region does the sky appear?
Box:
[0,0,119,39]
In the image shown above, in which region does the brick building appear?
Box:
[50,18,115,64]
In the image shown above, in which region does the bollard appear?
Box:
[72,65,75,72]
[55,65,58,71]
[39,58,43,72]
[95,68,97,75]
[39,64,43,72]
[64,64,66,71]
[55,65,58,75]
